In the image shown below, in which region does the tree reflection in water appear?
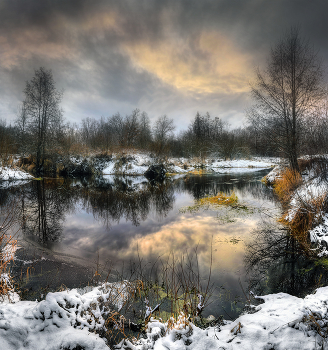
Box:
[2,170,293,317]
[83,178,174,227]
[178,172,274,202]
[18,176,175,242]
[245,220,328,298]
[20,179,77,242]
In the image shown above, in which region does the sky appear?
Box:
[0,0,328,130]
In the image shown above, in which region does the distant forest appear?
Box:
[1,106,328,160]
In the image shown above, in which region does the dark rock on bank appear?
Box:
[144,164,166,182]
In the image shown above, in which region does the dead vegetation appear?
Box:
[268,157,328,257]
[274,168,303,203]
[78,247,216,347]
[179,191,250,214]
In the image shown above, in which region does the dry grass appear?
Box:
[280,192,327,256]
[198,192,238,206]
[274,168,303,203]
[187,169,208,175]
[96,246,215,346]
[273,165,328,256]
[179,191,246,214]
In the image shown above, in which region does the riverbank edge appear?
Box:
[263,158,328,257]
[0,152,278,181]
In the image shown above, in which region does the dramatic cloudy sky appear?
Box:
[0,0,327,130]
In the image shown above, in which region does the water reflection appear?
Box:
[178,173,275,206]
[3,170,283,318]
[15,171,275,245]
[245,220,328,298]
[15,177,175,242]
[20,179,78,242]
[89,181,175,227]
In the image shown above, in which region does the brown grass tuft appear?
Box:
[276,167,327,256]
[274,168,303,203]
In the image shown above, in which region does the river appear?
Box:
[1,170,285,319]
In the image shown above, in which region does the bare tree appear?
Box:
[249,28,325,171]
[138,111,152,149]
[108,112,124,148]
[123,108,140,148]
[22,67,63,175]
[0,119,17,158]
[153,115,175,158]
[16,102,29,157]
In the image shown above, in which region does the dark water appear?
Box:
[0,170,289,318]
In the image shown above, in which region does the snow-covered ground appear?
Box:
[1,283,328,349]
[0,154,278,180]
[209,158,278,170]
[101,153,279,176]
[0,166,34,181]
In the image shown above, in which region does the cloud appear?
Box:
[123,31,251,95]
[1,0,328,127]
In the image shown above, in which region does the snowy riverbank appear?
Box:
[264,161,328,255]
[0,154,279,182]
[0,166,34,181]
[0,166,34,188]
[1,282,328,349]
[101,153,279,176]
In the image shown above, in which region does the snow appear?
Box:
[1,243,18,263]
[281,172,328,253]
[310,213,328,251]
[0,166,34,181]
[263,165,284,184]
[102,161,116,175]
[136,287,328,349]
[286,177,328,222]
[265,158,328,254]
[210,159,277,169]
[210,167,269,174]
[0,281,131,350]
[2,282,328,349]
[102,153,152,175]
[0,154,278,181]
[101,153,279,176]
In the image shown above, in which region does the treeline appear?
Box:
[2,107,328,161]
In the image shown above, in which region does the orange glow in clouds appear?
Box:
[124,31,251,95]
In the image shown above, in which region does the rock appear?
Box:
[321,240,328,249]
[144,164,166,182]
